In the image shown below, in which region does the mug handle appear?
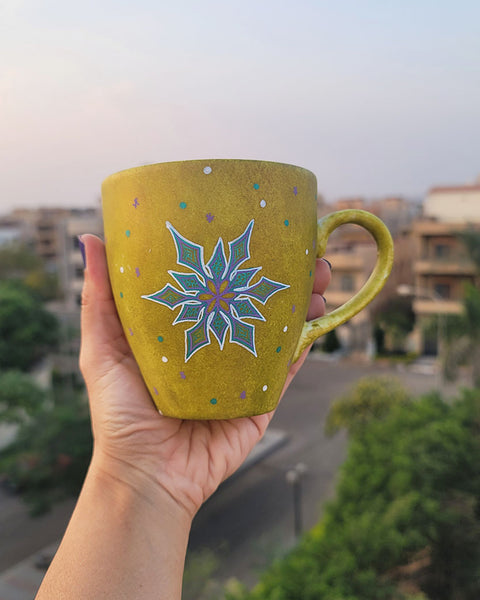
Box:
[292,209,394,363]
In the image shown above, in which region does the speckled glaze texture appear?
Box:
[101,160,393,419]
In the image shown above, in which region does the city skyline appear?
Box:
[2,0,480,215]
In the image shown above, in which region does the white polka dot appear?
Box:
[158,409,163,415]
[283,325,288,332]
[305,249,309,255]
[120,266,124,273]
[162,356,168,363]
[203,166,212,174]
[260,199,266,208]
[262,384,268,392]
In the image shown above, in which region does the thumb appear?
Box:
[79,235,129,383]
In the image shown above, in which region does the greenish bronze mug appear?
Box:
[102,159,393,419]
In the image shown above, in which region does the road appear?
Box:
[0,356,469,594]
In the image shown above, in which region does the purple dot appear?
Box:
[180,371,186,380]
[292,304,296,313]
[206,213,214,223]
[135,267,140,277]
[128,327,134,336]
[153,387,159,395]
[240,390,246,399]
[287,360,292,367]
[293,186,298,196]
[133,198,139,208]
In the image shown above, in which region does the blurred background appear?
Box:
[1,1,480,599]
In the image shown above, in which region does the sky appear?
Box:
[1,0,480,214]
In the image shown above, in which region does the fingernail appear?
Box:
[322,258,332,271]
[78,236,86,268]
[322,296,327,304]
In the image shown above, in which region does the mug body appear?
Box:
[102,159,317,419]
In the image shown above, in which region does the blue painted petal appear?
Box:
[228,314,256,356]
[170,271,206,293]
[226,220,254,277]
[185,318,210,361]
[209,311,229,349]
[142,284,194,309]
[242,276,290,305]
[167,222,206,277]
[174,303,204,323]
[207,239,227,281]
[229,267,261,290]
[232,298,265,320]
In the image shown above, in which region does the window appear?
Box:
[434,244,450,259]
[434,283,451,299]
[340,274,354,292]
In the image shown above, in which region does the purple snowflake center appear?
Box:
[199,279,235,313]
[142,220,289,361]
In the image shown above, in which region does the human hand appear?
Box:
[79,235,331,520]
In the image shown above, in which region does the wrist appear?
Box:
[88,448,194,532]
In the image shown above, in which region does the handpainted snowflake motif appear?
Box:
[142,220,289,361]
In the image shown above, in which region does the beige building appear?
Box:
[319,196,417,353]
[408,182,480,354]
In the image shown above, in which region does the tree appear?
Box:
[442,284,480,387]
[0,370,46,424]
[0,390,92,515]
[0,281,59,371]
[373,295,415,354]
[325,375,411,437]
[0,242,59,301]
[240,384,480,600]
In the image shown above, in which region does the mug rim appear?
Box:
[102,158,316,188]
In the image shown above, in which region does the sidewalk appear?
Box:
[0,428,288,600]
[0,541,58,600]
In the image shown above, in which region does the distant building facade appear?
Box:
[408,183,480,354]
[318,196,418,354]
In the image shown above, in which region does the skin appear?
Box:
[36,235,331,600]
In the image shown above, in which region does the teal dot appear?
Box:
[125,230,131,237]
[253,183,260,190]
[309,270,312,277]
[284,219,289,226]
[276,346,282,353]
[120,292,124,298]
[157,336,164,342]
[210,398,217,405]
[179,202,187,209]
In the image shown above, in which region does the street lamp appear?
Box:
[285,463,308,539]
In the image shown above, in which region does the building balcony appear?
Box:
[323,252,365,271]
[413,298,463,316]
[414,258,476,276]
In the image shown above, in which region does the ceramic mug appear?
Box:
[102,159,393,419]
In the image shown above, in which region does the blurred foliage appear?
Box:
[0,281,59,371]
[235,380,480,600]
[322,328,341,353]
[325,376,411,437]
[457,229,480,273]
[182,548,223,600]
[441,284,480,387]
[0,242,59,301]
[373,296,415,354]
[0,387,92,516]
[0,370,47,424]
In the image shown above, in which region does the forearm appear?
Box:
[36,453,192,600]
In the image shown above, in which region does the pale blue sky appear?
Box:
[1,0,479,213]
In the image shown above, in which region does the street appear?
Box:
[0,356,469,596]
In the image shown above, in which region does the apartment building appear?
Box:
[319,196,417,353]
[409,184,480,354]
